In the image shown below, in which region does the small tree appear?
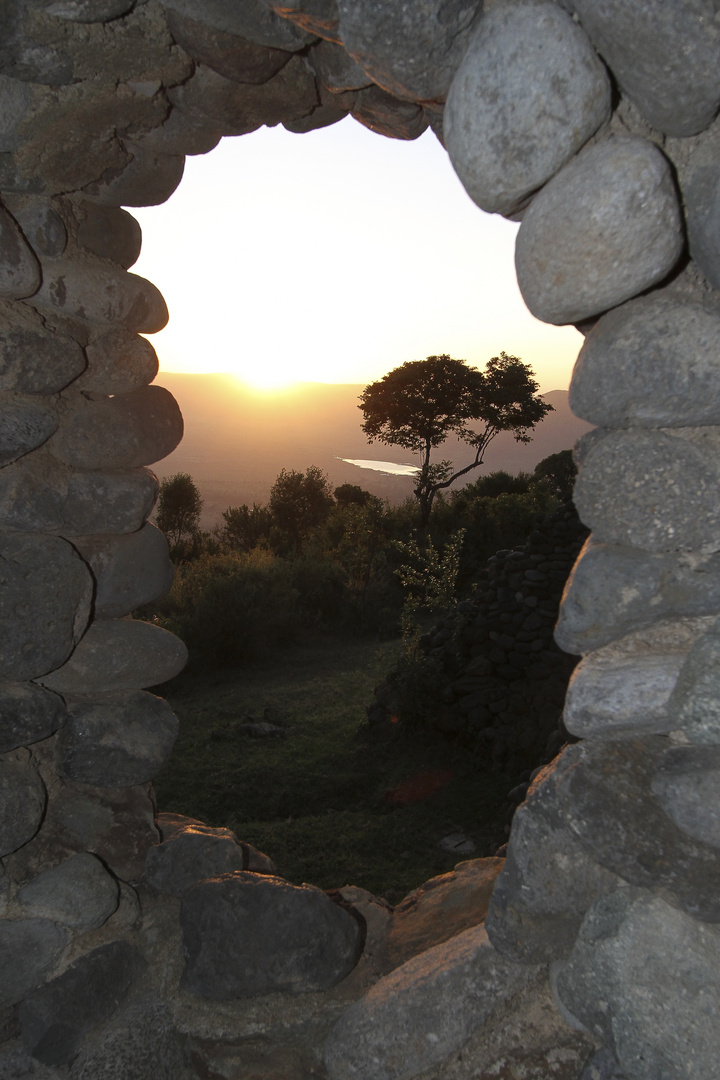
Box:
[155,472,202,545]
[219,503,272,553]
[359,352,553,525]
[268,465,334,554]
[533,448,577,503]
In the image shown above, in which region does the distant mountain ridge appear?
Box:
[151,373,592,527]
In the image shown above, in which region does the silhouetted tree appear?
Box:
[533,449,577,503]
[156,472,202,545]
[219,503,272,552]
[359,353,553,525]
[269,465,334,554]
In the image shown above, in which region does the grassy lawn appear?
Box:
[154,635,513,903]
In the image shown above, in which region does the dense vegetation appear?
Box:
[142,454,572,671]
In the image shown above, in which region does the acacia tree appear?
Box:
[359,353,553,525]
[155,472,202,545]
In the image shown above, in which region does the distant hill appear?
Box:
[151,373,592,527]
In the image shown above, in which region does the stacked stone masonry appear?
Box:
[0,0,719,1077]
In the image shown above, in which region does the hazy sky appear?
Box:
[131,115,582,392]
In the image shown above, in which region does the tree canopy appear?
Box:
[359,353,553,524]
[268,465,334,553]
[155,472,202,545]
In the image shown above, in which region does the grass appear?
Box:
[153,634,513,904]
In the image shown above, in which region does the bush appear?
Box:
[153,550,301,668]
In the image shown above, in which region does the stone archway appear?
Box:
[1,2,720,1077]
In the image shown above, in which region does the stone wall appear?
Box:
[1,2,720,1077]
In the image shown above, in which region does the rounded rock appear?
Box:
[5,197,67,258]
[166,8,293,84]
[78,326,158,396]
[161,0,315,50]
[181,872,362,998]
[0,203,41,299]
[0,681,66,752]
[0,455,159,534]
[58,690,179,786]
[684,161,720,293]
[308,39,373,93]
[81,147,185,209]
[50,385,183,470]
[515,136,684,325]
[145,827,246,897]
[0,390,59,465]
[32,256,168,334]
[0,300,85,395]
[38,619,188,694]
[569,0,720,137]
[0,759,46,857]
[445,0,611,216]
[0,918,69,1010]
[77,204,142,270]
[573,428,720,553]
[70,523,174,618]
[18,852,120,930]
[570,294,720,428]
[336,0,482,102]
[351,85,428,141]
[652,746,720,849]
[0,532,93,681]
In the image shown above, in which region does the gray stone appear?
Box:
[569,0,720,137]
[58,690,178,786]
[556,540,720,655]
[180,872,362,998]
[130,106,224,158]
[78,326,158,397]
[684,161,720,292]
[0,75,34,153]
[5,197,67,258]
[0,759,46,857]
[352,86,428,141]
[81,146,185,209]
[0,391,58,465]
[0,919,69,1010]
[0,204,40,300]
[0,1043,66,1079]
[0,531,93,681]
[50,385,183,470]
[486,752,619,965]
[570,294,720,427]
[3,780,159,885]
[556,736,720,923]
[324,924,533,1080]
[39,620,188,695]
[562,620,711,739]
[32,256,168,334]
[0,300,85,395]
[0,681,66,753]
[308,39,373,92]
[68,996,188,1080]
[284,100,350,133]
[578,1049,627,1080]
[70,523,174,618]
[161,0,315,50]
[76,204,142,270]
[651,745,720,849]
[166,9,293,84]
[37,0,136,21]
[667,617,720,744]
[556,890,720,1079]
[19,940,138,1066]
[573,428,720,553]
[18,852,119,931]
[0,454,159,534]
[168,57,319,136]
[515,136,684,324]
[445,1,610,216]
[144,827,246,897]
[336,0,482,102]
[267,0,341,44]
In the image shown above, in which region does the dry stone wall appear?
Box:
[0,1,719,1078]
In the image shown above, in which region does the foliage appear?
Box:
[359,353,553,524]
[218,502,272,553]
[155,472,202,546]
[268,465,334,554]
[533,448,577,502]
[393,529,466,634]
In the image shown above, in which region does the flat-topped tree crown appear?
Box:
[359,352,552,524]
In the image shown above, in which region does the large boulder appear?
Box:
[0,918,69,1010]
[18,852,119,932]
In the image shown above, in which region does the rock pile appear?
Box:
[370,503,588,773]
[1,0,720,1077]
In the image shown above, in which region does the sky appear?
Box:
[130,115,582,393]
